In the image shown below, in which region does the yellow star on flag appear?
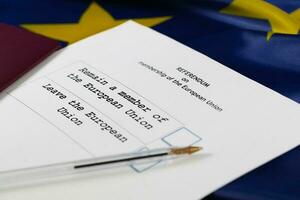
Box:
[21,2,171,44]
[221,0,300,40]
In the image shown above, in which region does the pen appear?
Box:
[0,146,201,189]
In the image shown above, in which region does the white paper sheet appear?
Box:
[0,21,299,200]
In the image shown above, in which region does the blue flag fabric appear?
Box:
[1,0,299,199]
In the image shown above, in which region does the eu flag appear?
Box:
[1,0,299,199]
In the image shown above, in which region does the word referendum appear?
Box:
[177,67,210,87]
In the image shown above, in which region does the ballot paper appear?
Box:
[0,21,299,200]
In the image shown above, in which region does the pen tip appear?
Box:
[170,146,202,155]
[189,146,202,154]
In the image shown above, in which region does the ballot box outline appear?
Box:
[130,127,201,173]
[161,127,201,147]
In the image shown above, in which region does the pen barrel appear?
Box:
[0,163,75,189]
[0,148,177,189]
[74,148,174,169]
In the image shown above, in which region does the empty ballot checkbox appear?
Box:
[162,128,201,147]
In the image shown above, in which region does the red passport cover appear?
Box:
[0,23,60,92]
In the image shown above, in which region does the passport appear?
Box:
[0,23,60,92]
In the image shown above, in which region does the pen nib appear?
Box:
[170,146,202,155]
